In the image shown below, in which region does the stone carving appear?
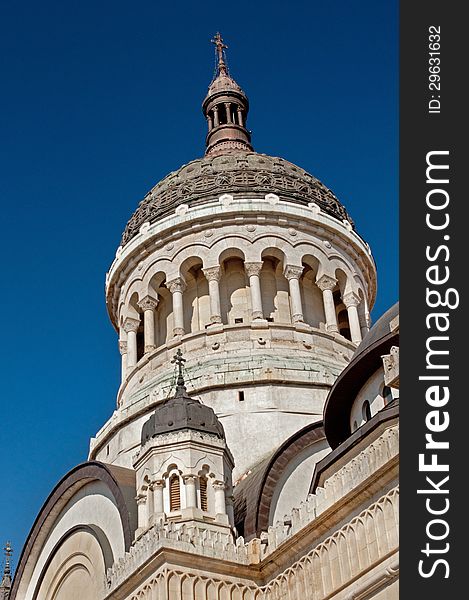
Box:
[244,262,263,278]
[283,265,304,280]
[202,266,221,282]
[137,295,159,311]
[343,291,360,308]
[315,274,337,292]
[166,277,187,294]
[123,317,140,333]
[120,154,354,246]
[118,340,127,355]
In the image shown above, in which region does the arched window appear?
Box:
[169,475,181,511]
[362,400,372,422]
[383,385,393,406]
[199,477,208,512]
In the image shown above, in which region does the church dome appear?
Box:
[141,387,225,443]
[120,152,354,246]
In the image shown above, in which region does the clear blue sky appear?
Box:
[0,0,398,568]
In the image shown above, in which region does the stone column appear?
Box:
[118,339,127,383]
[203,266,222,324]
[138,295,159,353]
[224,102,232,123]
[183,475,197,508]
[315,275,339,333]
[153,480,165,514]
[213,105,219,127]
[166,277,186,337]
[136,493,147,529]
[245,262,264,320]
[237,106,244,127]
[146,484,154,522]
[284,265,305,323]
[207,114,213,131]
[123,317,140,369]
[213,481,227,515]
[343,291,363,344]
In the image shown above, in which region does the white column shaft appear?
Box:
[347,305,363,344]
[143,308,156,350]
[249,274,263,320]
[154,484,164,514]
[172,290,184,335]
[208,278,222,323]
[127,330,138,368]
[323,289,339,333]
[214,485,226,515]
[288,277,304,322]
[185,478,197,508]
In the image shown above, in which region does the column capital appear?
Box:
[135,494,146,505]
[123,316,140,333]
[153,479,165,489]
[182,474,198,485]
[315,274,337,292]
[118,340,127,355]
[343,291,361,308]
[138,294,159,311]
[283,265,304,280]
[244,262,263,277]
[212,480,227,492]
[166,277,186,294]
[202,265,222,282]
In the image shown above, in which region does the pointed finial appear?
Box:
[171,349,186,392]
[3,542,11,576]
[211,32,228,75]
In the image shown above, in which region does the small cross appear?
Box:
[211,32,228,73]
[171,349,186,388]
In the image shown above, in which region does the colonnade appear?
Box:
[119,261,366,379]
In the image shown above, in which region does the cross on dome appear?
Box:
[211,32,228,75]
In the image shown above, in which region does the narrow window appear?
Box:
[238,391,245,401]
[169,475,181,511]
[362,400,372,422]
[383,385,393,406]
[234,318,243,324]
[200,477,208,512]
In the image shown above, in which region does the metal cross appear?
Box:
[211,32,228,72]
[171,349,186,388]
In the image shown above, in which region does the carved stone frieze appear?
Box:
[120,153,354,246]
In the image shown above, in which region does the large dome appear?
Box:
[120,152,354,246]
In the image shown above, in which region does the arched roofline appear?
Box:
[10,461,136,599]
[234,421,325,540]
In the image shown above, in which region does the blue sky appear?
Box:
[0,0,398,568]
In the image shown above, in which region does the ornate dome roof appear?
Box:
[121,152,354,246]
[141,386,225,443]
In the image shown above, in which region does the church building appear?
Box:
[7,34,399,600]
